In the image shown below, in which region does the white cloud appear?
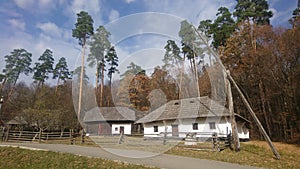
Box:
[109,10,120,22]
[70,0,100,14]
[14,0,34,9]
[125,0,135,4]
[269,6,294,26]
[0,7,21,18]
[8,19,26,31]
[144,0,235,24]
[36,22,62,38]
[38,0,53,8]
[14,0,56,11]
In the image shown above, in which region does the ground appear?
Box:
[0,139,299,169]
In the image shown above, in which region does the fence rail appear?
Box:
[1,129,83,144]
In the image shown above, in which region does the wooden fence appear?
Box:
[1,129,86,144]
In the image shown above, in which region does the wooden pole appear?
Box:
[192,25,281,160]
[225,70,240,151]
[226,74,280,159]
[163,120,167,145]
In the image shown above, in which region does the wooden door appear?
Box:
[120,126,125,134]
[98,123,111,135]
[172,124,179,137]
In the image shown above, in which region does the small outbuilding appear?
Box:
[6,116,28,130]
[83,107,136,135]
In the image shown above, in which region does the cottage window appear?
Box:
[154,126,158,132]
[209,122,216,129]
[192,123,198,130]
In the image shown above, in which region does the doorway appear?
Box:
[172,124,179,137]
[120,126,124,134]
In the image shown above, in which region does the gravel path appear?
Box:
[0,142,261,169]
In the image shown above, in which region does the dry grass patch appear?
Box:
[166,141,300,169]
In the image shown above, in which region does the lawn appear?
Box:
[0,146,156,169]
[1,139,299,169]
[166,141,300,169]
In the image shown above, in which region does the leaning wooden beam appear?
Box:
[225,71,240,152]
[192,25,281,160]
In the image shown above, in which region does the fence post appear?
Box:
[118,131,124,144]
[0,127,3,141]
[70,129,75,145]
[38,129,42,143]
[5,127,9,142]
[80,129,85,144]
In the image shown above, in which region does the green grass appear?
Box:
[2,139,299,169]
[0,146,156,169]
[166,141,300,169]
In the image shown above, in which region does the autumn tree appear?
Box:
[128,70,151,111]
[1,82,34,122]
[115,62,150,111]
[150,66,178,109]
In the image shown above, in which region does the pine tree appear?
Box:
[53,57,71,93]
[88,25,111,106]
[33,49,54,87]
[3,48,32,100]
[163,40,182,70]
[211,7,236,49]
[106,46,119,85]
[72,11,94,115]
[234,0,273,25]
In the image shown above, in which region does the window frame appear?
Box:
[192,123,198,130]
[209,122,216,130]
[153,126,158,132]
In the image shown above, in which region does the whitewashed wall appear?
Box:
[142,117,249,139]
[144,121,173,137]
[237,122,250,139]
[111,124,132,135]
[178,117,231,138]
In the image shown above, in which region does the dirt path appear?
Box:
[0,142,261,169]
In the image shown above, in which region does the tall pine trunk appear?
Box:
[55,73,61,95]
[179,54,185,98]
[78,38,86,118]
[100,64,104,107]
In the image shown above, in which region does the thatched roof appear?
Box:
[7,116,27,125]
[136,96,231,124]
[83,107,136,122]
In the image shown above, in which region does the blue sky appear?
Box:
[0,0,298,84]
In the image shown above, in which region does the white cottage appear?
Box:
[83,107,136,135]
[136,96,250,140]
